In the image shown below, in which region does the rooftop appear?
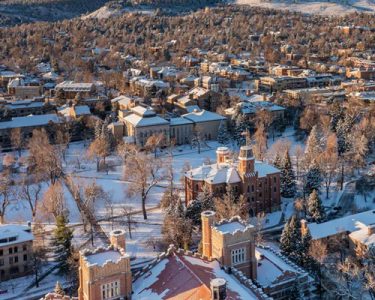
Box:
[308,209,375,240]
[214,221,247,234]
[85,250,123,267]
[0,224,34,247]
[133,253,258,300]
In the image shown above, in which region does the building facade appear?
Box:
[0,224,33,281]
[185,146,281,217]
[78,229,132,300]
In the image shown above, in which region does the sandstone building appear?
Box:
[185,145,281,217]
[78,229,132,300]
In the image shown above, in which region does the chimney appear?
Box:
[201,211,215,258]
[216,147,230,164]
[210,278,227,300]
[110,229,126,251]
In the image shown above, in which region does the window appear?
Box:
[23,245,27,251]
[9,248,13,254]
[273,187,277,193]
[231,248,245,265]
[9,257,13,264]
[14,247,18,253]
[101,281,120,299]
[247,186,249,193]
[23,254,27,262]
[0,249,3,256]
[274,177,277,183]
[0,259,4,266]
[14,256,18,263]
[259,192,262,197]
[251,185,254,192]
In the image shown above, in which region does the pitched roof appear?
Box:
[133,253,258,300]
[182,109,226,123]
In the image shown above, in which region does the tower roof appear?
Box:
[238,145,254,160]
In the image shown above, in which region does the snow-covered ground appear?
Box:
[235,0,375,15]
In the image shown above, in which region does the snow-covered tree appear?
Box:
[307,190,325,222]
[304,162,322,195]
[185,185,214,226]
[273,151,282,169]
[304,125,323,166]
[233,114,247,146]
[217,120,230,145]
[54,281,64,295]
[280,150,296,198]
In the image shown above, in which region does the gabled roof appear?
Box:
[133,253,258,300]
[182,109,226,123]
[308,209,375,240]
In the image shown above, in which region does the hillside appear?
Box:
[0,0,223,26]
[235,0,375,15]
[0,0,109,26]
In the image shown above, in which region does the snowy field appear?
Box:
[235,0,375,15]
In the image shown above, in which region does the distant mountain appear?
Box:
[0,0,109,26]
[0,0,223,26]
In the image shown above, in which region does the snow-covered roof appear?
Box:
[131,105,156,117]
[187,163,242,185]
[182,109,226,123]
[349,227,375,247]
[169,117,193,126]
[255,247,301,287]
[123,113,169,128]
[187,159,279,184]
[133,253,258,300]
[0,224,34,246]
[85,250,123,267]
[0,114,61,130]
[74,105,91,116]
[185,105,201,113]
[214,221,246,234]
[5,101,44,110]
[55,81,94,91]
[308,209,375,240]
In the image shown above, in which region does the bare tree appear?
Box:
[120,206,137,239]
[145,133,165,158]
[29,245,46,288]
[28,129,63,184]
[41,181,67,221]
[87,137,110,172]
[18,176,43,220]
[318,133,338,199]
[294,145,304,178]
[0,173,14,224]
[253,123,267,160]
[10,128,23,157]
[124,150,166,220]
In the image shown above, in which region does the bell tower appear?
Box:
[238,145,255,175]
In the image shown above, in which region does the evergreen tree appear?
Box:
[273,152,282,169]
[301,229,312,267]
[304,162,322,195]
[280,150,296,198]
[280,217,293,255]
[54,281,64,295]
[304,125,323,165]
[307,190,325,222]
[329,102,344,132]
[233,114,247,146]
[185,185,214,226]
[53,215,73,274]
[217,120,230,145]
[336,114,354,155]
[94,120,102,140]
